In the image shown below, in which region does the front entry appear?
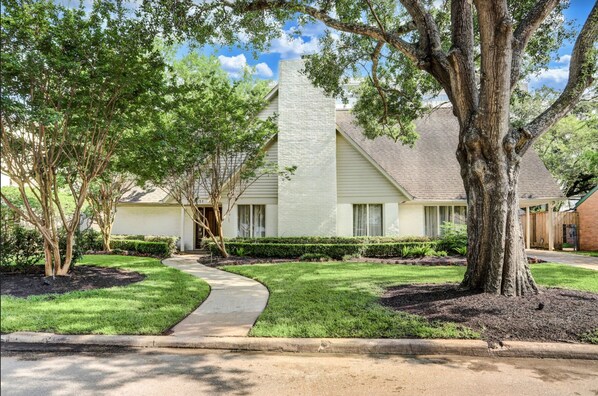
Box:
[195,207,221,249]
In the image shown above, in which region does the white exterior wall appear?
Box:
[398,204,425,236]
[277,60,337,236]
[384,203,400,236]
[112,205,195,250]
[336,204,353,237]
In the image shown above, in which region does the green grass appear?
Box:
[1,255,210,335]
[570,251,598,257]
[223,262,598,339]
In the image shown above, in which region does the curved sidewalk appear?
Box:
[527,249,598,271]
[162,255,269,337]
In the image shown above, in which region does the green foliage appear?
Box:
[230,236,432,244]
[438,222,468,254]
[0,223,83,271]
[0,224,44,268]
[78,230,176,257]
[455,246,468,256]
[143,0,575,145]
[511,89,598,196]
[298,253,332,262]
[223,262,597,339]
[1,255,210,335]
[207,241,440,259]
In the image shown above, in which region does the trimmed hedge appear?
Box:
[229,236,432,244]
[209,241,439,259]
[78,230,176,257]
[110,240,171,257]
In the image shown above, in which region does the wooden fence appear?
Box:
[520,211,579,250]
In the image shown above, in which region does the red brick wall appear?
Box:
[577,191,598,251]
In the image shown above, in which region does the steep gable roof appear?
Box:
[336,108,564,201]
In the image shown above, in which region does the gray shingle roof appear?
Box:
[336,108,564,201]
[120,184,169,203]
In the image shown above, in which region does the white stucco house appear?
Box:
[112,60,563,251]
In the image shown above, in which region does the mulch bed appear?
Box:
[381,283,598,344]
[0,266,145,298]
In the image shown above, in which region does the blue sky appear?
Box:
[198,0,593,91]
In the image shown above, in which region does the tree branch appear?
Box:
[514,2,597,153]
[237,0,419,61]
[447,0,478,123]
[511,0,561,89]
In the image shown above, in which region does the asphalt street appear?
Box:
[2,347,598,395]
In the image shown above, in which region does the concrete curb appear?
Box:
[2,332,597,360]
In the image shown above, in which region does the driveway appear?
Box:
[527,249,598,271]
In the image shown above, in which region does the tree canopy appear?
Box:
[1,0,166,275]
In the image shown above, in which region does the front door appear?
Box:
[195,207,221,249]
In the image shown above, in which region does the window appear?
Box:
[353,204,383,236]
[425,205,468,237]
[238,205,266,237]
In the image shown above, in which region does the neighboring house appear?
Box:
[113,60,563,251]
[575,186,598,251]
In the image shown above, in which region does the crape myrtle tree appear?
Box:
[136,54,287,257]
[144,0,598,295]
[86,164,136,252]
[0,0,166,276]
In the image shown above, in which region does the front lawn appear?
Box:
[571,251,598,257]
[1,255,210,335]
[223,262,598,339]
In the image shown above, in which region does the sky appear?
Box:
[195,0,594,91]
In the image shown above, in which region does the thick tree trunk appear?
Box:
[458,124,538,296]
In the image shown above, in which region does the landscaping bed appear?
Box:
[223,262,598,343]
[381,283,598,344]
[0,265,145,298]
[1,255,210,335]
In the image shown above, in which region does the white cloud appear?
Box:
[218,54,247,77]
[529,67,570,87]
[218,54,275,79]
[269,33,320,59]
[556,54,571,65]
[255,62,274,78]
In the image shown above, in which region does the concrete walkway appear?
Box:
[526,249,598,271]
[162,255,269,337]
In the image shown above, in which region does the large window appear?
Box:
[238,205,266,237]
[353,204,383,236]
[425,205,467,237]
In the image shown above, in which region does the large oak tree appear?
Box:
[146,0,597,296]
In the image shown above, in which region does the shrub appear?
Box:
[299,253,332,262]
[0,223,83,270]
[79,229,103,251]
[110,240,171,258]
[229,236,432,244]
[207,241,440,259]
[438,222,467,254]
[112,234,178,256]
[454,246,467,256]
